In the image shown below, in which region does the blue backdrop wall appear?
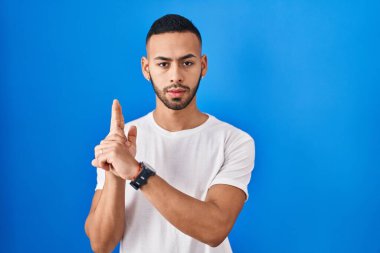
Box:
[1,0,379,252]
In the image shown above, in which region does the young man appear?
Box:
[85,14,255,253]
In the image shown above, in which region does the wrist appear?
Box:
[130,162,156,190]
[106,170,126,185]
[127,160,142,180]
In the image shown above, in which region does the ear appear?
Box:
[200,54,208,78]
[141,56,150,81]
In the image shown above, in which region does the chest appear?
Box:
[135,132,226,198]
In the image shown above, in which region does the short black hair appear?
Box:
[146,14,202,46]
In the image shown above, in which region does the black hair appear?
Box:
[146,14,202,46]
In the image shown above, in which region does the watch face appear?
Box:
[142,162,156,172]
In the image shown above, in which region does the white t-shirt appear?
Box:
[95,112,255,253]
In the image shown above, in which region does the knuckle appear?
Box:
[115,133,125,141]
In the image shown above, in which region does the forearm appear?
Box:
[85,171,126,252]
[141,175,230,247]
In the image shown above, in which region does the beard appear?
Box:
[149,72,202,111]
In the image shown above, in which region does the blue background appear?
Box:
[1,0,379,252]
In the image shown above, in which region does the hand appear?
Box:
[91,99,140,180]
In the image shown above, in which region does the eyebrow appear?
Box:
[153,53,197,61]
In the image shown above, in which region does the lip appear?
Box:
[168,88,186,92]
[167,89,186,98]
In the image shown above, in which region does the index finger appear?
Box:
[110,99,125,132]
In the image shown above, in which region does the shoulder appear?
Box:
[206,114,254,146]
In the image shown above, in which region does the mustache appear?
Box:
[163,83,190,92]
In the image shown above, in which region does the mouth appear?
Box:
[167,89,187,98]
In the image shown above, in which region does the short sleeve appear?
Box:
[95,167,105,191]
[208,133,255,201]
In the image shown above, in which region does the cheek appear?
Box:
[155,78,167,88]
[188,70,202,83]
[151,69,168,80]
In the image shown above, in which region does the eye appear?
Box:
[158,62,169,68]
[183,61,194,67]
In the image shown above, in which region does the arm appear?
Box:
[141,175,246,247]
[85,99,137,252]
[138,134,254,247]
[84,171,126,253]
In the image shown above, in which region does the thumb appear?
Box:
[127,125,137,146]
[110,99,125,132]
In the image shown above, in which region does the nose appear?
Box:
[169,63,184,84]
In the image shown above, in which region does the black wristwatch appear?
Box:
[130,162,156,190]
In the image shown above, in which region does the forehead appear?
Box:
[146,32,201,59]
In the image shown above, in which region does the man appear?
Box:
[85,14,255,253]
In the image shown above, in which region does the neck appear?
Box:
[153,97,209,132]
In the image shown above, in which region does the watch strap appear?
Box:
[130,162,156,190]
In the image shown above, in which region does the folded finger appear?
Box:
[94,144,114,158]
[96,152,113,168]
[91,159,110,171]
